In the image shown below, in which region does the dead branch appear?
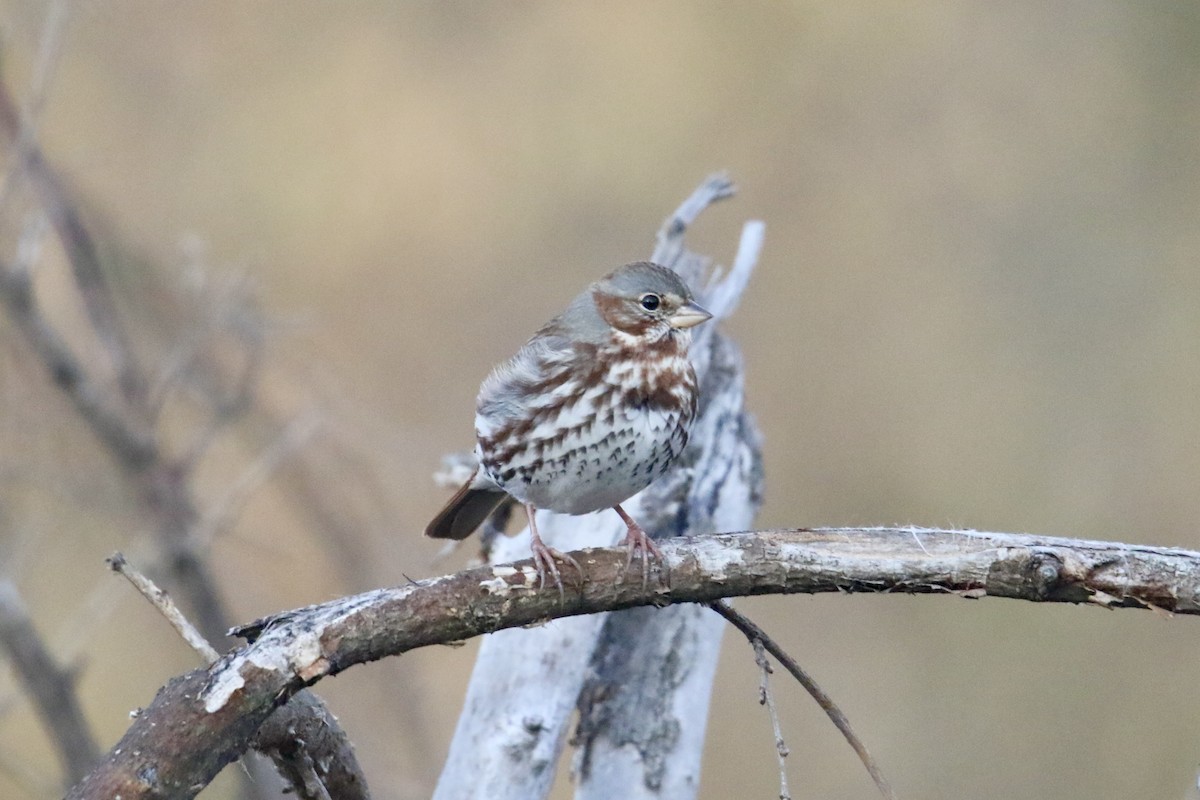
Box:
[0,174,366,800]
[105,552,371,800]
[65,525,1200,799]
[709,600,897,800]
[108,552,220,665]
[252,691,371,800]
[753,638,791,800]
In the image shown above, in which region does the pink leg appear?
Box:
[525,503,582,596]
[613,504,664,586]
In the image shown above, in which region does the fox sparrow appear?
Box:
[425,261,712,589]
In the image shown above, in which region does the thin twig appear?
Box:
[174,317,267,476]
[708,601,898,800]
[106,552,218,664]
[0,202,233,647]
[753,638,793,800]
[146,266,264,428]
[0,254,157,468]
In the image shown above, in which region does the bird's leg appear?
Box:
[525,503,582,597]
[613,504,663,586]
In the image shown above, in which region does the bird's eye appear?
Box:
[639,293,661,311]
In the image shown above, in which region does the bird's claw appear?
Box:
[530,538,582,598]
[620,522,664,588]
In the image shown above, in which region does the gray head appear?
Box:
[552,262,711,344]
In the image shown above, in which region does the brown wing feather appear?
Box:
[425,470,507,540]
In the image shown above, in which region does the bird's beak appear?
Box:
[668,301,713,330]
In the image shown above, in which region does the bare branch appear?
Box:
[65,525,1200,799]
[2,245,361,797]
[652,172,735,270]
[105,552,371,800]
[0,258,157,469]
[0,29,148,406]
[700,219,764,322]
[173,292,269,475]
[145,265,262,424]
[709,601,896,800]
[252,691,371,800]
[0,0,70,209]
[107,552,220,664]
[0,241,234,645]
[0,580,100,786]
[752,638,791,800]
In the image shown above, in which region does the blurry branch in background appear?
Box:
[0,580,99,789]
[0,118,368,800]
[0,46,231,649]
[65,526,1200,799]
[0,0,145,409]
[0,7,376,797]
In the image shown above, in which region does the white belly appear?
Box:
[474,338,696,515]
[477,399,688,515]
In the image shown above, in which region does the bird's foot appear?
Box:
[619,519,664,588]
[529,535,582,598]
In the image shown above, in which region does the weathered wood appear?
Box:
[572,332,762,800]
[66,526,1200,798]
[433,174,764,800]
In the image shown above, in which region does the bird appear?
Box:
[425,261,712,590]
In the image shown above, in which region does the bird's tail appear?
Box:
[425,468,508,540]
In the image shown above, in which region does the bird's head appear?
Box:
[589,261,712,341]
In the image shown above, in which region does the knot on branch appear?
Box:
[1026,552,1066,599]
[986,548,1065,600]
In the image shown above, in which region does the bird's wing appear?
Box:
[475,332,576,426]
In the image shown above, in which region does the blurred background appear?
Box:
[0,2,1198,798]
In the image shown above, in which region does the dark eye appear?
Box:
[639,293,661,311]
